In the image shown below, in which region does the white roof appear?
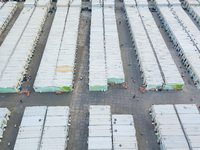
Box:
[112,114,138,150]
[104,7,125,82]
[89,115,111,126]
[135,0,148,6]
[0,2,17,35]
[175,104,199,114]
[113,136,138,149]
[14,138,41,150]
[37,0,50,6]
[125,7,163,87]
[113,125,136,137]
[24,0,36,6]
[150,105,176,115]
[20,116,45,127]
[44,115,69,126]
[23,106,47,117]
[0,2,4,9]
[178,114,200,124]
[184,125,200,135]
[15,106,70,150]
[191,6,200,19]
[0,7,48,91]
[150,105,188,149]
[123,0,136,7]
[88,137,112,150]
[0,7,34,88]
[57,0,70,6]
[154,114,180,125]
[160,135,190,149]
[138,7,183,86]
[47,106,70,116]
[89,7,107,89]
[42,126,68,138]
[34,5,81,91]
[157,127,184,136]
[39,106,70,150]
[158,6,200,85]
[112,115,134,125]
[40,138,67,150]
[89,105,111,115]
[0,108,10,117]
[89,126,112,137]
[17,126,43,139]
[185,0,200,5]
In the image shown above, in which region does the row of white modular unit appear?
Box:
[88,105,138,150]
[89,0,125,91]
[123,0,184,90]
[0,1,50,93]
[24,0,51,7]
[184,0,200,8]
[14,106,70,150]
[154,2,200,89]
[89,6,107,91]
[0,2,4,9]
[33,0,82,92]
[0,2,17,36]
[184,0,200,26]
[153,0,181,6]
[150,104,200,150]
[0,108,11,141]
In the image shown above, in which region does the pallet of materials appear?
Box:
[34,0,81,92]
[0,108,11,141]
[0,2,18,36]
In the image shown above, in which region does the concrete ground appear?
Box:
[0,1,200,150]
